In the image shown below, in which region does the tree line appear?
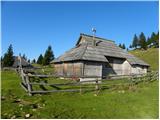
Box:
[118,31,159,51]
[118,43,126,49]
[130,31,159,50]
[1,44,55,67]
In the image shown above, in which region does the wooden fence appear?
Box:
[19,68,101,96]
[18,68,158,96]
[17,57,159,96]
[17,58,101,96]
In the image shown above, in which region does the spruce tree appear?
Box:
[22,54,27,60]
[155,31,159,47]
[118,43,122,48]
[37,54,43,64]
[1,56,3,67]
[139,32,147,50]
[150,32,156,46]
[3,44,14,67]
[28,59,30,63]
[42,45,54,65]
[151,31,159,48]
[127,48,129,51]
[129,45,132,48]
[146,37,150,45]
[122,44,126,49]
[32,59,36,64]
[132,34,139,49]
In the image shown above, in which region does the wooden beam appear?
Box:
[25,75,32,96]
[30,89,80,93]
[20,83,28,92]
[30,88,94,94]
[29,82,79,86]
[28,74,55,78]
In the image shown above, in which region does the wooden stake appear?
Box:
[26,75,32,96]
[80,84,82,95]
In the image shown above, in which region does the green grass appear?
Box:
[31,64,54,74]
[1,70,159,119]
[129,48,159,71]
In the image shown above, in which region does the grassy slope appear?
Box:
[1,70,159,119]
[129,48,159,71]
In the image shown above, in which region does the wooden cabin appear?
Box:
[51,33,149,80]
[12,56,33,68]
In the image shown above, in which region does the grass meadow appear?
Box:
[1,70,159,119]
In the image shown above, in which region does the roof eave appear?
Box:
[75,34,83,46]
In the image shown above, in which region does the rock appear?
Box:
[1,96,5,100]
[4,113,8,116]
[18,104,23,107]
[11,115,16,119]
[31,104,38,109]
[121,90,125,93]
[38,104,43,108]
[32,109,36,112]
[25,114,30,118]
[13,99,21,103]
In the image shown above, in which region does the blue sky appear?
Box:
[2,1,159,60]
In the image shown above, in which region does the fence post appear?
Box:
[26,75,32,96]
[156,71,158,80]
[95,79,99,90]
[150,72,152,81]
[79,84,82,95]
[95,78,99,96]
[21,71,25,84]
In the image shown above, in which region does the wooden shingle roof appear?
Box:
[51,33,149,66]
[12,56,32,68]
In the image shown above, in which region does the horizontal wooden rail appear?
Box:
[29,82,79,86]
[28,74,55,78]
[30,88,94,94]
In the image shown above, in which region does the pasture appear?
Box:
[129,48,159,71]
[1,70,159,119]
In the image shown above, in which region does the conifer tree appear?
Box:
[139,32,147,50]
[150,32,156,45]
[42,45,54,65]
[37,54,43,64]
[122,44,126,49]
[155,31,159,47]
[118,43,122,48]
[28,59,30,63]
[151,31,159,48]
[32,59,36,64]
[22,54,27,60]
[127,48,129,51]
[132,34,139,49]
[3,44,14,67]
[129,45,132,48]
[146,37,150,45]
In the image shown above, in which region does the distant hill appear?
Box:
[129,48,159,71]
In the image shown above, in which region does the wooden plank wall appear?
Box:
[54,62,83,77]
